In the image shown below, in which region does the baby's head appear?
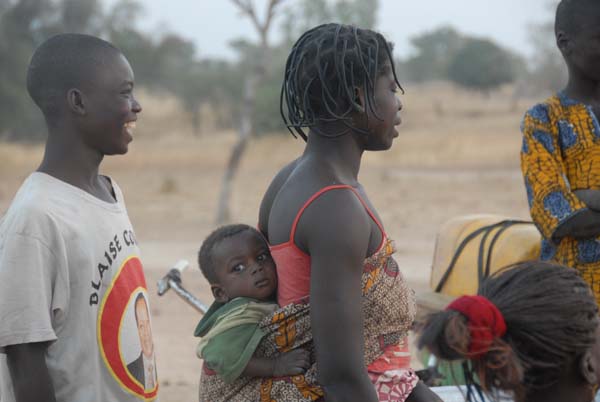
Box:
[198,224,277,304]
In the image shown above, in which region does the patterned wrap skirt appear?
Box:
[198,239,418,402]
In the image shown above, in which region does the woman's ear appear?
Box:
[211,285,229,303]
[354,87,366,113]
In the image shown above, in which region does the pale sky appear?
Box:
[102,0,554,61]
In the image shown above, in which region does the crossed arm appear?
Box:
[554,189,600,240]
[520,111,600,242]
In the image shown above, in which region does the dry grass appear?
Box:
[0,82,537,400]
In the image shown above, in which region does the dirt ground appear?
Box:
[0,82,539,401]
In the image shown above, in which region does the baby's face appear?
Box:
[212,230,277,302]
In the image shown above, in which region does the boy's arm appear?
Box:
[5,342,56,402]
[0,232,66,402]
[242,349,310,378]
[574,189,600,211]
[553,189,600,239]
[553,208,600,239]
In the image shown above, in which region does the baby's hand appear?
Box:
[273,349,310,377]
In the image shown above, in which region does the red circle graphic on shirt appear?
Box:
[97,256,158,400]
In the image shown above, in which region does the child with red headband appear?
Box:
[418,261,600,402]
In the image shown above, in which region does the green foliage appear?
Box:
[399,26,522,92]
[0,0,55,140]
[0,0,107,139]
[400,26,465,82]
[526,2,567,93]
[0,0,239,139]
[282,0,378,45]
[252,46,288,135]
[0,0,384,140]
[0,0,536,140]
[447,38,518,92]
[178,60,244,134]
[331,0,378,29]
[60,0,102,34]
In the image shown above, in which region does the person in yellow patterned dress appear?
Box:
[521,0,600,304]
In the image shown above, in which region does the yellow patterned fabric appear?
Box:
[521,92,600,303]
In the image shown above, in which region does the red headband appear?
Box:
[446,295,507,358]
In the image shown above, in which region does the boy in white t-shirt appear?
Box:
[0,34,158,402]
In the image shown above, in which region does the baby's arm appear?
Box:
[242,349,310,378]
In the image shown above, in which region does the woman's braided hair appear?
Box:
[280,23,403,141]
[418,261,598,401]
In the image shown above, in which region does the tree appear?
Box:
[105,0,162,89]
[400,26,465,82]
[332,0,378,28]
[0,0,382,144]
[526,1,566,93]
[177,59,244,135]
[0,0,55,140]
[281,0,378,44]
[215,0,382,223]
[60,0,102,34]
[447,38,518,93]
[216,0,284,223]
[0,0,119,140]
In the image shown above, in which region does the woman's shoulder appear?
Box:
[258,158,301,234]
[259,157,352,238]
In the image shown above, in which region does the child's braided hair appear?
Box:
[418,261,598,401]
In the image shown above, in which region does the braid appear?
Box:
[280,23,403,141]
[418,261,599,401]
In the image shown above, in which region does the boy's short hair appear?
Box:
[27,33,122,118]
[555,0,600,36]
[198,224,265,284]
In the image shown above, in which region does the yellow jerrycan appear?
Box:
[430,214,541,297]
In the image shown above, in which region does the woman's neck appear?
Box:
[303,123,364,183]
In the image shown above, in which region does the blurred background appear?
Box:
[0,0,560,400]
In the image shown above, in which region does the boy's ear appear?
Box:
[579,349,598,386]
[211,284,228,303]
[67,88,86,116]
[556,31,572,55]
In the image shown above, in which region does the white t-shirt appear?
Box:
[0,173,159,401]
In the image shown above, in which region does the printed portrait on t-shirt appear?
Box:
[98,256,159,400]
[126,292,157,391]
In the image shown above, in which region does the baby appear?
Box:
[194,224,309,383]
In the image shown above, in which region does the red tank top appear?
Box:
[270,184,386,306]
